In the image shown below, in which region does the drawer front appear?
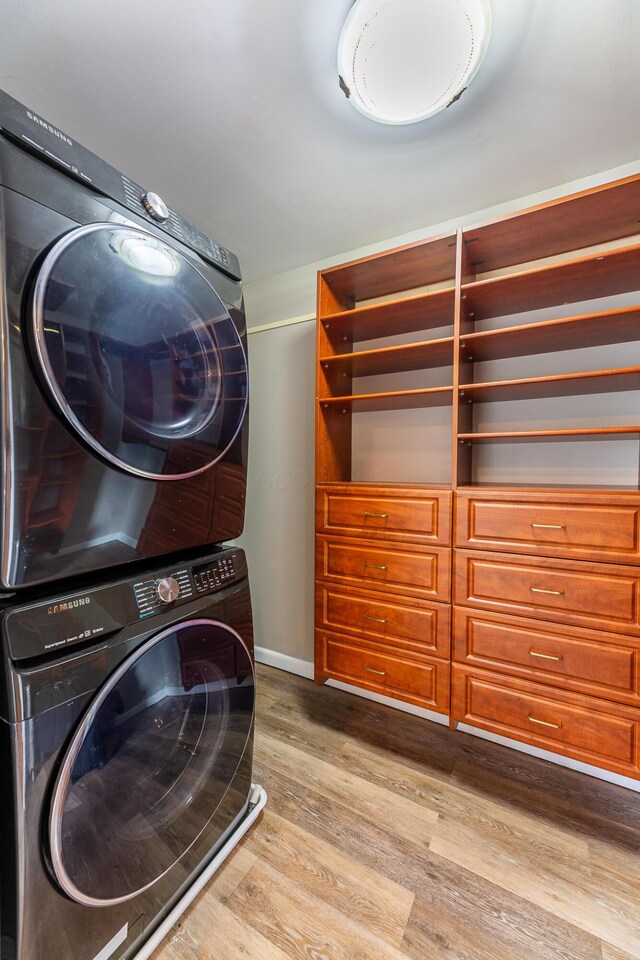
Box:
[317,631,450,713]
[317,583,450,658]
[453,606,640,704]
[317,484,452,545]
[452,666,640,779]
[455,491,640,564]
[317,536,450,601]
[454,550,640,636]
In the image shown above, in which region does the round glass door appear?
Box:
[31,224,248,479]
[48,619,254,905]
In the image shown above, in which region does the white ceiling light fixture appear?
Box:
[338,0,492,125]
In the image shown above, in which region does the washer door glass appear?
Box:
[32,224,247,479]
[48,619,254,905]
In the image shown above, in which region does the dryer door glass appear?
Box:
[32,224,248,479]
[48,619,254,905]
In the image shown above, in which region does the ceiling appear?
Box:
[0,1,639,283]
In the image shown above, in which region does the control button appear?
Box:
[156,576,180,604]
[141,191,170,222]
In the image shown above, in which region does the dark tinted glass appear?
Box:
[50,620,254,903]
[34,225,247,478]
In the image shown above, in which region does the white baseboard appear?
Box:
[255,645,640,792]
[456,723,640,793]
[254,646,314,680]
[326,679,450,725]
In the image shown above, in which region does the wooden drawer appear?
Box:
[316,630,450,713]
[454,549,640,637]
[453,606,640,705]
[317,535,450,601]
[317,484,452,545]
[452,665,640,780]
[316,582,450,659]
[455,490,640,564]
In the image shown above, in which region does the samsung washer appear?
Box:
[0,545,256,960]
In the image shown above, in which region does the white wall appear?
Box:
[239,158,640,666]
[239,320,316,662]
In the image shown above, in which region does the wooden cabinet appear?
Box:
[314,172,640,780]
[314,488,452,712]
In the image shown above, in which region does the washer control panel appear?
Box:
[193,554,237,593]
[133,568,193,619]
[3,547,247,661]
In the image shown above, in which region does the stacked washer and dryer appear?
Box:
[0,90,264,960]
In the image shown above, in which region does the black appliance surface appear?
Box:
[0,545,254,960]
[0,89,249,590]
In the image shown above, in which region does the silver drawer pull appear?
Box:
[365,563,387,571]
[364,615,388,624]
[363,664,386,676]
[528,714,562,730]
[528,650,563,662]
[364,512,389,519]
[531,523,566,530]
[530,586,564,596]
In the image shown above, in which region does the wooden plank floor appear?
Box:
[153,664,640,960]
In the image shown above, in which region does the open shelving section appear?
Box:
[316,231,457,485]
[315,172,640,782]
[455,173,640,489]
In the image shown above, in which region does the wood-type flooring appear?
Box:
[152,663,640,960]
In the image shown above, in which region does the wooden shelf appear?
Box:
[320,288,455,344]
[459,306,640,362]
[456,482,640,492]
[458,426,640,443]
[461,244,640,321]
[463,173,640,274]
[319,386,453,413]
[459,367,640,403]
[316,480,452,489]
[320,337,454,378]
[320,233,456,310]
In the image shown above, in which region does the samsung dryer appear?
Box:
[0,89,249,590]
[0,545,256,960]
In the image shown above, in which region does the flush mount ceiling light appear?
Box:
[338,0,492,125]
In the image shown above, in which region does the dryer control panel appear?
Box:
[0,89,241,281]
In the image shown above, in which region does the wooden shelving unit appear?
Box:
[314,172,640,781]
[316,232,457,486]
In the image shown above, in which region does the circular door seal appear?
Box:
[48,618,255,905]
[31,223,248,480]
